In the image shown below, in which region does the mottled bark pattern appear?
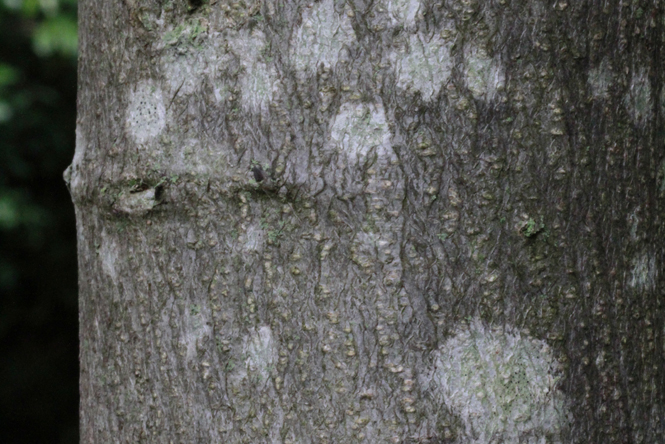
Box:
[74,0,664,442]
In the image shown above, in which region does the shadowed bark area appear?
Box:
[73,0,664,442]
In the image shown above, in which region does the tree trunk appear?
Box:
[71,0,664,442]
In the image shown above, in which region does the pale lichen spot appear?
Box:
[183,316,212,362]
[373,0,421,27]
[99,228,119,282]
[160,20,213,97]
[327,101,393,163]
[113,187,160,216]
[241,223,265,253]
[245,326,277,384]
[426,319,570,443]
[658,159,665,198]
[160,28,234,105]
[627,206,641,241]
[630,252,657,292]
[125,80,166,144]
[69,126,87,194]
[464,45,504,101]
[165,57,192,94]
[230,30,279,112]
[290,0,356,75]
[161,17,208,49]
[587,58,613,98]
[624,69,652,125]
[390,32,452,101]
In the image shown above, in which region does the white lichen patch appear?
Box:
[161,17,208,48]
[230,30,279,112]
[69,126,86,194]
[390,32,452,101]
[427,319,570,443]
[159,25,238,107]
[630,252,657,292]
[628,206,641,241]
[183,315,212,362]
[113,188,160,216]
[624,69,652,125]
[125,80,166,144]
[464,45,504,101]
[241,223,265,252]
[327,101,393,163]
[162,49,211,98]
[244,326,277,384]
[373,0,421,27]
[587,58,613,98]
[99,228,119,282]
[160,19,212,96]
[290,0,356,75]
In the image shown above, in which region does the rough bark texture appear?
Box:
[72,0,665,442]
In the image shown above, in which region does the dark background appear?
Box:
[0,0,79,442]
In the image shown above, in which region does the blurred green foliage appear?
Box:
[0,0,78,442]
[3,0,78,57]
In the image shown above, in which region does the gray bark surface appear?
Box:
[72,0,664,442]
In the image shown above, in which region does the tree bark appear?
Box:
[72,0,664,442]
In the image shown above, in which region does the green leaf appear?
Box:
[33,15,78,57]
[0,64,19,87]
[3,0,64,16]
[0,193,20,229]
[0,101,13,123]
[0,190,50,230]
[39,0,60,15]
